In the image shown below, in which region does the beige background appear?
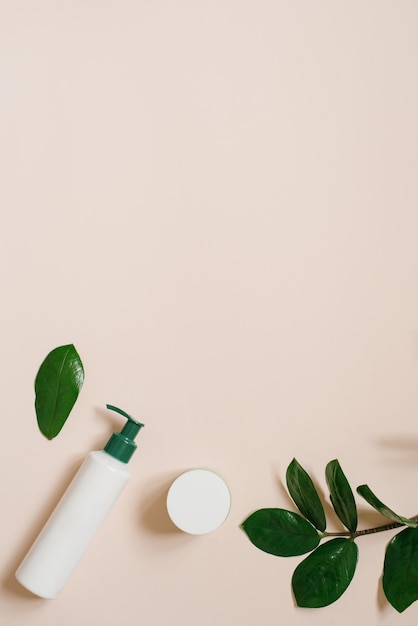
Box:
[2,1,418,624]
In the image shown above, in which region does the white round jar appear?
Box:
[166,469,231,535]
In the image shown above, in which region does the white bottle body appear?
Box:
[15,450,130,599]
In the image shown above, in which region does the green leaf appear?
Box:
[325,459,357,533]
[35,344,84,439]
[357,484,417,528]
[242,508,320,557]
[383,527,418,612]
[292,538,358,608]
[286,458,326,532]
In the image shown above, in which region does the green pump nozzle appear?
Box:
[103,404,144,463]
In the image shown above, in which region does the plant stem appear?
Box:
[322,515,418,539]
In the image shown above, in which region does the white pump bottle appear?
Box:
[15,404,144,599]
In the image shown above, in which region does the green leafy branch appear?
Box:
[242,459,418,612]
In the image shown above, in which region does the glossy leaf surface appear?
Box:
[242,508,320,557]
[357,484,417,528]
[325,459,357,532]
[35,344,84,439]
[292,538,358,608]
[383,527,418,612]
[286,458,326,531]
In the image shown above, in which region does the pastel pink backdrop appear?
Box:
[2,2,418,625]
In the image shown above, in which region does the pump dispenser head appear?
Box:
[103,404,144,463]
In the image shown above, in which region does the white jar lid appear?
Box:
[166,469,231,534]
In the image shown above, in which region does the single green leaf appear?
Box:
[292,538,358,608]
[242,508,320,557]
[357,484,417,528]
[35,344,84,439]
[325,459,357,533]
[383,527,418,612]
[286,458,326,532]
